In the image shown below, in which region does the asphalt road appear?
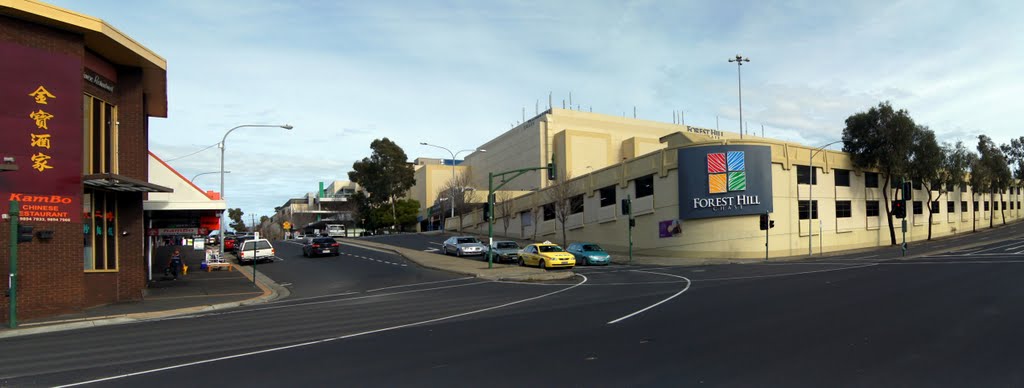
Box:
[3,228,1024,387]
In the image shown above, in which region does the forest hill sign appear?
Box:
[678,145,774,219]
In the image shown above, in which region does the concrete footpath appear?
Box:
[344,238,575,282]
[0,248,289,339]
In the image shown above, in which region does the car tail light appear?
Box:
[332,243,339,247]
[271,248,275,254]
[240,252,245,257]
[312,244,320,248]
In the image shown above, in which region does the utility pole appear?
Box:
[8,200,19,328]
[728,54,750,139]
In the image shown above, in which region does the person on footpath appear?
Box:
[168,249,183,280]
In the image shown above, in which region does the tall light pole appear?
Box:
[808,140,843,256]
[219,124,292,260]
[728,54,750,139]
[420,142,485,230]
[192,170,229,183]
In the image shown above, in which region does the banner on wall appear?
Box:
[0,41,83,223]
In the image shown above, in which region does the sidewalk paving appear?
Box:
[0,247,288,339]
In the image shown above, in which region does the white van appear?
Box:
[238,238,275,264]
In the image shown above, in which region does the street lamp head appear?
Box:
[477,149,487,153]
[281,124,294,130]
[420,142,428,145]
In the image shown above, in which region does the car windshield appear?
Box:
[456,238,479,244]
[538,245,564,253]
[243,241,272,250]
[582,244,603,252]
[496,242,518,249]
[313,238,334,244]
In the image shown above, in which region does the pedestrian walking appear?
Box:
[168,249,183,280]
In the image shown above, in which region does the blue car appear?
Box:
[566,242,611,266]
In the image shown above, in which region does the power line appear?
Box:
[164,142,219,162]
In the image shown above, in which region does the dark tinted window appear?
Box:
[538,245,565,253]
[496,242,518,249]
[581,244,603,251]
[456,238,479,244]
[946,183,955,192]
[834,169,850,187]
[947,201,955,213]
[930,201,939,213]
[570,194,584,214]
[866,200,880,217]
[913,201,923,215]
[313,238,334,244]
[543,203,555,220]
[635,175,654,198]
[835,200,852,218]
[961,201,968,212]
[974,201,979,212]
[796,165,817,185]
[912,181,922,190]
[865,172,879,188]
[798,200,818,219]
[599,186,616,207]
[243,240,272,250]
[984,202,990,211]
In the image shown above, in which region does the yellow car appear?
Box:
[518,243,576,269]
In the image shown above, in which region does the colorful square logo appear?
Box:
[708,151,746,193]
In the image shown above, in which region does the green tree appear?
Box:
[967,152,985,233]
[842,101,917,245]
[977,135,1012,227]
[348,138,416,229]
[394,198,421,231]
[1001,136,1024,180]
[227,208,247,233]
[907,126,945,240]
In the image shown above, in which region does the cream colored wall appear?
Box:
[410,164,470,218]
[466,119,544,191]
[456,136,1024,261]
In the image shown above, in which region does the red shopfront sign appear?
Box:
[0,41,83,223]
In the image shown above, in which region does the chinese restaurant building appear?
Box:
[1,0,169,322]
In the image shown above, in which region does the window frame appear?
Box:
[834,169,851,187]
[83,190,119,272]
[543,203,555,221]
[865,172,879,188]
[947,201,955,213]
[866,200,880,217]
[570,194,584,215]
[796,165,817,185]
[598,185,616,207]
[634,175,654,198]
[913,201,923,215]
[798,200,819,220]
[835,200,852,218]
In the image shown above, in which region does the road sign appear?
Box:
[282,221,292,230]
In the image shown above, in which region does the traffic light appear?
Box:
[621,198,631,215]
[759,214,768,230]
[482,203,491,221]
[547,162,556,180]
[892,201,906,219]
[629,218,636,228]
[17,224,33,243]
[769,220,775,229]
[902,181,913,201]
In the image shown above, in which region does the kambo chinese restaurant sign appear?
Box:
[0,41,83,223]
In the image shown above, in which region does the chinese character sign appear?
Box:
[0,41,83,222]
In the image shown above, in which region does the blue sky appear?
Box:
[48,0,1023,218]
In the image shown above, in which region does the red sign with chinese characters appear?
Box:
[0,41,83,223]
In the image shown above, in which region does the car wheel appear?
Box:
[539,259,546,269]
[334,252,340,257]
[518,257,524,266]
[442,246,447,255]
[456,249,461,257]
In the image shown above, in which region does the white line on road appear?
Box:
[346,243,402,255]
[607,270,691,324]
[58,275,589,387]
[366,277,475,293]
[691,263,879,282]
[429,242,442,246]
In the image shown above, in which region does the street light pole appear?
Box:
[808,140,843,256]
[191,170,229,183]
[420,142,485,231]
[219,124,292,260]
[728,54,750,139]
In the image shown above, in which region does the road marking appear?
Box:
[346,244,401,255]
[691,263,879,282]
[366,277,475,293]
[851,255,878,260]
[424,248,440,252]
[57,275,589,387]
[607,270,691,324]
[429,242,442,246]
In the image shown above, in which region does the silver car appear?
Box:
[488,240,521,263]
[442,236,486,257]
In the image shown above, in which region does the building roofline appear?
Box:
[148,151,220,200]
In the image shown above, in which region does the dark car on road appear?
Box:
[303,237,341,257]
[231,235,254,252]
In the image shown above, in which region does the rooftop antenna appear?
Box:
[633,106,637,118]
[569,91,573,108]
[522,107,525,122]
[681,109,685,125]
[536,99,539,115]
[673,110,677,124]
[716,115,720,131]
[548,92,552,109]
[589,106,592,112]
[577,104,580,111]
[761,124,764,137]
[562,99,566,109]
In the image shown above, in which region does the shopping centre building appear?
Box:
[1,0,169,321]
[411,108,1023,259]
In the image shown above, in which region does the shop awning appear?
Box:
[83,173,173,193]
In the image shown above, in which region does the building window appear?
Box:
[1011,201,1015,210]
[974,201,979,212]
[931,201,939,213]
[913,201,923,215]
[961,201,968,212]
[83,95,118,174]
[946,183,955,192]
[798,200,818,220]
[995,202,1000,211]
[984,201,989,211]
[866,200,880,217]
[912,181,922,190]
[834,169,850,187]
[796,165,817,185]
[960,183,968,192]
[947,201,955,213]
[835,200,852,218]
[634,175,654,198]
[865,172,879,188]
[1001,201,1007,211]
[83,190,118,271]
[543,203,555,221]
[570,195,584,214]
[599,185,616,207]
[1018,201,1021,210]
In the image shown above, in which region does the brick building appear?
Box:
[1,0,169,322]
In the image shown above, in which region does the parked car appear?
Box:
[223,236,237,251]
[232,235,254,252]
[303,237,341,257]
[237,238,275,264]
[518,242,575,269]
[442,236,486,257]
[566,242,611,266]
[206,234,219,245]
[489,241,521,263]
